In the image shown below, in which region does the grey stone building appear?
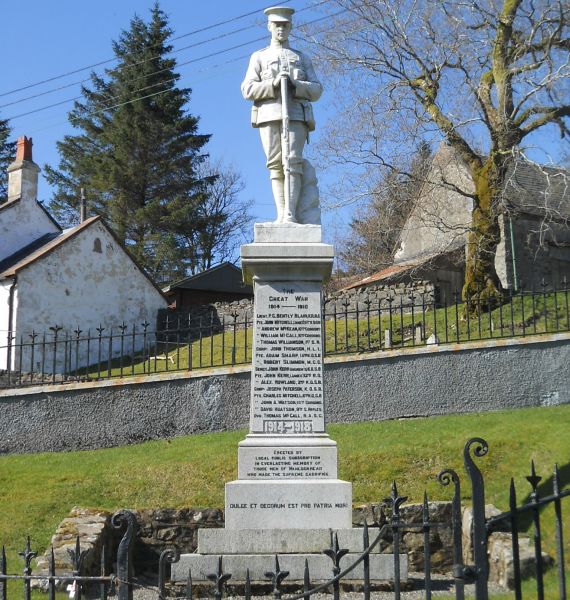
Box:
[346,144,570,301]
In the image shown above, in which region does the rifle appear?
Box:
[280,53,291,222]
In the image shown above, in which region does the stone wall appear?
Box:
[1,334,568,454]
[325,281,435,315]
[158,280,436,332]
[157,299,254,332]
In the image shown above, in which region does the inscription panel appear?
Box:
[250,282,324,434]
[238,446,336,479]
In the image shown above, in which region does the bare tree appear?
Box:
[339,142,432,274]
[187,160,253,275]
[310,0,569,304]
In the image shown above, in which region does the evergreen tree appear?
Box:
[45,4,212,282]
[0,117,13,200]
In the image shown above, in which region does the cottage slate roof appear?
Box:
[0,217,99,279]
[0,231,62,274]
[503,161,570,221]
[339,252,452,291]
[0,215,167,300]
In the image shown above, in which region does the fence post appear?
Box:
[112,511,136,600]
[464,438,489,600]
[438,468,466,600]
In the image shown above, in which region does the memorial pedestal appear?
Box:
[225,225,352,530]
[173,224,407,584]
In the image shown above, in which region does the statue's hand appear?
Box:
[274,70,290,87]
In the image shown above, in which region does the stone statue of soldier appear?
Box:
[241,6,322,224]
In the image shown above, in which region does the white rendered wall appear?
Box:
[0,201,60,262]
[394,145,474,263]
[0,280,17,370]
[13,221,167,373]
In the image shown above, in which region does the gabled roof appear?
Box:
[0,217,167,300]
[0,231,62,274]
[339,248,465,292]
[0,216,100,278]
[503,161,570,220]
[340,259,429,291]
[163,261,253,295]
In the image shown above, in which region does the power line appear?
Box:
[6,10,346,123]
[0,0,303,100]
[0,0,331,111]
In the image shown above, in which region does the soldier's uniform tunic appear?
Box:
[241,43,322,179]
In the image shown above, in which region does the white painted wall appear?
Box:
[0,201,60,262]
[13,220,167,373]
[394,145,474,263]
[0,280,17,370]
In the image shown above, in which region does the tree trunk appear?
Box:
[462,155,505,309]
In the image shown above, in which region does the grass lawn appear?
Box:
[1,405,568,599]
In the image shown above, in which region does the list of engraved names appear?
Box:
[251,282,324,434]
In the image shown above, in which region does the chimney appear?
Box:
[7,136,40,202]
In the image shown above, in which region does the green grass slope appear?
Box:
[0,405,568,598]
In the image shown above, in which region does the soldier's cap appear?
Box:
[264,6,295,23]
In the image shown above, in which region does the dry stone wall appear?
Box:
[158,280,436,332]
[325,281,435,315]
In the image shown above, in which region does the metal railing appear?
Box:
[1,438,567,599]
[1,280,568,388]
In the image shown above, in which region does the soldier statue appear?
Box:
[241,6,322,224]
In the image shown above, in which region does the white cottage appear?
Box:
[0,137,167,373]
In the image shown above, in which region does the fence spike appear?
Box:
[463,438,489,600]
[553,464,567,600]
[526,460,542,492]
[186,569,193,600]
[244,569,250,600]
[303,559,310,600]
[509,478,523,600]
[362,523,370,600]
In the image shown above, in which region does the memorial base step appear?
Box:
[171,552,408,582]
[225,479,352,529]
[197,527,384,554]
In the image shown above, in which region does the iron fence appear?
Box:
[1,438,567,599]
[1,280,569,388]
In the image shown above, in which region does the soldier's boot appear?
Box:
[284,172,302,223]
[270,173,285,222]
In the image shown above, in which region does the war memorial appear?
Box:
[172,6,404,583]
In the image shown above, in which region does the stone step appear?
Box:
[171,552,407,582]
[197,527,384,554]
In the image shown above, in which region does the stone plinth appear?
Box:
[173,223,406,585]
[225,480,352,529]
[172,526,408,582]
[224,226,352,530]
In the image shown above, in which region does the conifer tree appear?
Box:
[45,4,213,283]
[0,118,13,200]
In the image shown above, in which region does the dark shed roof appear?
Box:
[163,262,253,295]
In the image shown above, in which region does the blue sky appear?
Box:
[1,0,344,240]
[2,1,567,259]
